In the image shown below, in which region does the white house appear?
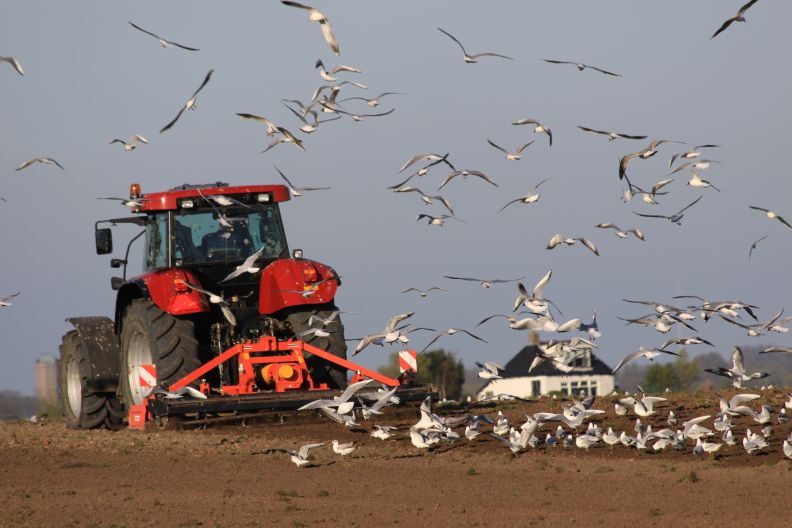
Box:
[476,341,614,400]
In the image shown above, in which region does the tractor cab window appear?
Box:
[172,204,287,266]
[144,214,168,270]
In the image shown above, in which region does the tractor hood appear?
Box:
[258,258,339,315]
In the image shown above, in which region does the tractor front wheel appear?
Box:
[59,331,124,430]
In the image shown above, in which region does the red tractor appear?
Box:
[60,182,425,430]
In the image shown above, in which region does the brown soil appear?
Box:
[1,390,790,527]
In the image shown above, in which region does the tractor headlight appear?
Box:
[180,199,195,208]
[257,193,271,203]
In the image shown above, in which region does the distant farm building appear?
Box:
[476,340,614,400]
[35,354,59,404]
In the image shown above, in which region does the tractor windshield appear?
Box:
[161,204,288,267]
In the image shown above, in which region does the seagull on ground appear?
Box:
[749,205,792,230]
[128,21,199,51]
[315,59,360,81]
[486,139,534,160]
[577,125,645,141]
[0,56,24,75]
[438,169,498,190]
[634,196,703,225]
[109,135,148,151]
[594,223,645,240]
[331,440,356,456]
[160,69,213,133]
[511,119,552,145]
[0,292,21,307]
[612,347,679,373]
[371,425,397,441]
[542,59,621,77]
[437,28,513,63]
[16,158,64,171]
[498,178,550,212]
[281,1,340,55]
[262,443,325,468]
[711,0,760,39]
[444,275,525,289]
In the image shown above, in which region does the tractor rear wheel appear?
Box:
[119,299,203,407]
[286,304,348,389]
[59,331,124,430]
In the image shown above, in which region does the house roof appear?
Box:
[500,344,613,378]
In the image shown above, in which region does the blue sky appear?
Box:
[1,1,791,394]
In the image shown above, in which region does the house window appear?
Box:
[531,380,541,397]
[578,380,588,397]
[560,382,568,397]
[590,381,598,397]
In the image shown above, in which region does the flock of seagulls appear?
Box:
[261,387,792,468]
[3,0,789,469]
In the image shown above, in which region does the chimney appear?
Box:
[528,331,539,346]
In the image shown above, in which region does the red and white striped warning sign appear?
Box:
[398,350,417,373]
[139,364,157,389]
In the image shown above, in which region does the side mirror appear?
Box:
[95,228,113,255]
[110,258,127,269]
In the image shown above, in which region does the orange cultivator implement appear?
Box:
[128,338,431,430]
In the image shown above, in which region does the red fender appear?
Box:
[258,259,338,315]
[141,269,209,315]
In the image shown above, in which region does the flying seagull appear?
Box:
[542,59,621,77]
[438,169,498,190]
[15,158,65,171]
[0,56,24,76]
[393,186,454,215]
[668,159,720,176]
[612,347,679,374]
[340,92,406,108]
[476,361,505,380]
[705,346,768,388]
[634,196,703,225]
[273,165,329,197]
[442,275,525,288]
[0,292,20,307]
[594,223,645,240]
[748,205,792,230]
[546,234,599,256]
[282,101,341,133]
[511,119,552,145]
[669,144,721,167]
[261,126,305,153]
[160,69,214,133]
[401,287,447,298]
[235,113,279,136]
[220,247,266,283]
[128,22,199,51]
[421,328,487,352]
[183,282,237,326]
[619,139,684,182]
[416,213,464,227]
[437,28,513,63]
[711,0,760,39]
[688,172,720,191]
[398,152,456,176]
[577,126,645,141]
[748,235,768,261]
[281,1,339,55]
[485,139,534,161]
[97,197,148,208]
[315,59,360,81]
[352,312,418,355]
[498,178,550,212]
[109,135,148,151]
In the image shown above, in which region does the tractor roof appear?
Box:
[136,184,290,212]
